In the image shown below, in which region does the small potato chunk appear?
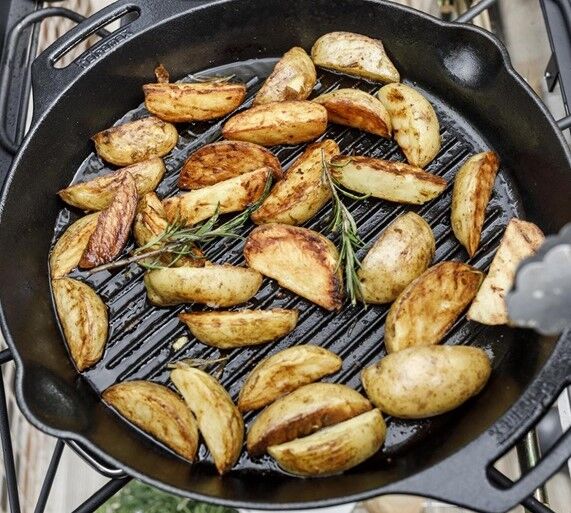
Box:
[251,140,339,225]
[244,224,343,310]
[103,380,199,461]
[247,382,371,456]
[171,367,244,474]
[179,141,282,190]
[385,262,483,353]
[222,100,327,146]
[58,158,165,211]
[452,152,501,257]
[179,308,298,349]
[311,31,400,83]
[358,212,435,304]
[313,88,391,137]
[144,265,262,307]
[92,116,178,166]
[377,83,440,168]
[238,345,342,412]
[52,278,108,371]
[268,409,385,476]
[362,346,492,418]
[331,156,447,205]
[468,219,544,325]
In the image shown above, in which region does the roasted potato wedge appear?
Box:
[468,218,544,325]
[377,83,440,168]
[247,382,371,456]
[313,88,391,137]
[52,278,108,371]
[253,47,316,106]
[144,265,263,307]
[330,156,447,205]
[179,141,282,190]
[311,31,400,83]
[222,100,327,146]
[171,367,244,474]
[451,152,501,257]
[268,409,385,476]
[58,158,165,211]
[244,224,343,310]
[358,212,435,304]
[251,140,339,225]
[238,345,342,412]
[92,116,178,166]
[362,346,492,418]
[103,380,199,461]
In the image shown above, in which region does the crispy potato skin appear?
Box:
[103,380,199,461]
[358,212,435,303]
[238,345,342,412]
[92,116,178,166]
[313,88,392,137]
[171,367,244,474]
[362,346,492,419]
[251,140,339,225]
[468,219,544,325]
[331,156,447,205]
[253,47,316,106]
[451,152,500,257]
[268,409,385,476]
[247,383,371,456]
[179,141,282,190]
[52,278,108,371]
[222,100,327,146]
[311,31,400,83]
[144,82,246,123]
[244,224,343,310]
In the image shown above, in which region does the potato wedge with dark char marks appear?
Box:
[103,380,199,462]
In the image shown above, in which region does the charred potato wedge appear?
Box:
[92,116,178,166]
[452,152,501,257]
[311,31,400,83]
[103,380,199,461]
[238,345,342,412]
[362,346,492,419]
[358,212,435,304]
[244,224,343,310]
[52,278,108,371]
[222,100,327,146]
[247,382,371,456]
[385,262,484,353]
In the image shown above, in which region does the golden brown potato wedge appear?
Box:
[52,278,108,371]
[238,345,342,412]
[377,83,440,168]
[358,212,435,304]
[244,224,343,310]
[92,116,178,166]
[179,141,282,190]
[313,88,391,137]
[253,47,316,106]
[451,152,501,257]
[362,346,492,419]
[330,156,447,205]
[171,367,244,474]
[222,100,327,146]
[58,158,165,211]
[251,140,339,225]
[311,31,400,83]
[144,265,263,307]
[247,382,371,456]
[467,218,544,325]
[268,409,385,476]
[103,380,199,461]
